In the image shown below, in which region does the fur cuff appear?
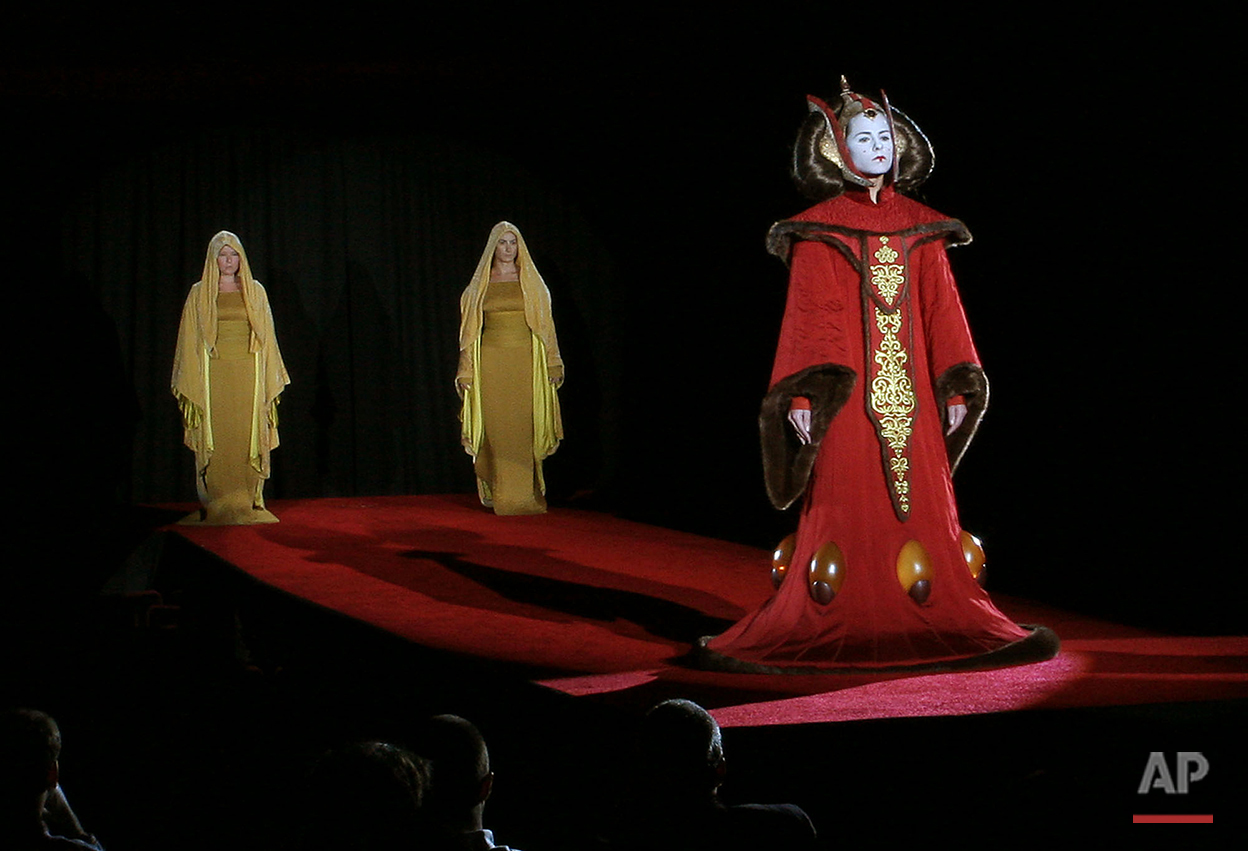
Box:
[936,362,988,474]
[761,363,857,509]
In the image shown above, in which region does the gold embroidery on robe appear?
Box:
[870,307,916,514]
[865,235,916,519]
[870,236,904,305]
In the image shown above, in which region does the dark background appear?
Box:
[4,9,1240,632]
[2,10,1245,849]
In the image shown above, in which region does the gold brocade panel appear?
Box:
[869,236,904,305]
[864,235,916,520]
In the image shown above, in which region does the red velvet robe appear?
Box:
[706,186,1041,670]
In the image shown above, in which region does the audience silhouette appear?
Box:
[414,714,521,851]
[299,740,427,851]
[607,698,818,850]
[1,709,106,851]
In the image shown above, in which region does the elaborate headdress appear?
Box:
[792,76,934,201]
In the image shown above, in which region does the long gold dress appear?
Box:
[173,231,288,526]
[186,290,279,524]
[458,221,563,516]
[474,280,545,514]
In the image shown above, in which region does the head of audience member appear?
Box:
[301,740,427,851]
[0,708,61,822]
[636,699,727,804]
[414,714,495,834]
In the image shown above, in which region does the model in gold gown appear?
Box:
[457,222,563,515]
[172,231,290,524]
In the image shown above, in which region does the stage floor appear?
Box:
[170,494,1248,727]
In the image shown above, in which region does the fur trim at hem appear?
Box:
[687,625,1059,675]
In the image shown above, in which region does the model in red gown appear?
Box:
[701,79,1057,671]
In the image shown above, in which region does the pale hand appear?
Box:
[787,408,812,445]
[945,403,967,436]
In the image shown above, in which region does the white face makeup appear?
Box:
[217,244,241,276]
[494,232,518,265]
[845,113,894,176]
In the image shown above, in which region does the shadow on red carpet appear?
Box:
[169,494,1248,727]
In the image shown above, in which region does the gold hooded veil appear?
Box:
[457,221,563,498]
[171,230,290,487]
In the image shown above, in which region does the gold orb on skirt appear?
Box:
[896,539,933,604]
[771,533,796,589]
[961,530,987,587]
[808,540,846,605]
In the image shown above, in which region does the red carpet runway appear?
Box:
[171,494,1248,727]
